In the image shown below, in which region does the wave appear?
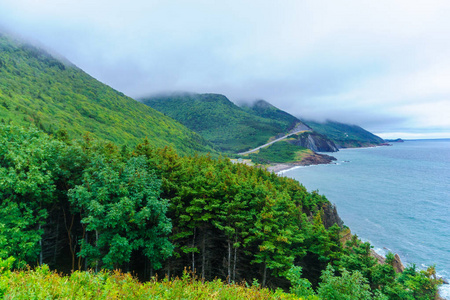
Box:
[438,277,450,299]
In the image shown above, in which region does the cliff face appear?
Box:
[289,132,339,152]
[322,203,344,229]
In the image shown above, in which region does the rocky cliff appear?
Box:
[322,202,344,229]
[288,132,339,152]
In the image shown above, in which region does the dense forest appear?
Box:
[0,124,442,299]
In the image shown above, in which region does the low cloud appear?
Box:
[1,0,450,138]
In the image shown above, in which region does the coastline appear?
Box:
[267,152,337,173]
[276,142,449,299]
[268,143,393,174]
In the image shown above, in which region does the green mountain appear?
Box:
[0,33,214,155]
[140,93,306,153]
[303,120,385,148]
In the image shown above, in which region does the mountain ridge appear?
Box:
[140,93,307,153]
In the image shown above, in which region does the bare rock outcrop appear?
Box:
[289,132,339,152]
[369,250,405,273]
[370,249,386,265]
[392,253,405,273]
[322,202,344,229]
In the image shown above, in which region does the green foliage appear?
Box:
[0,201,43,267]
[0,125,63,266]
[0,125,174,272]
[0,33,214,155]
[286,266,316,299]
[0,256,15,274]
[68,155,173,270]
[1,264,301,299]
[134,141,340,286]
[317,265,388,300]
[0,257,15,298]
[141,93,301,153]
[393,264,443,300]
[299,213,342,287]
[338,239,377,280]
[249,189,306,280]
[304,120,384,147]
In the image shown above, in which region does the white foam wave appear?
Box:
[277,165,306,175]
[436,270,450,299]
[439,284,450,300]
[372,247,388,257]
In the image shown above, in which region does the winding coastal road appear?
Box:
[238,123,311,155]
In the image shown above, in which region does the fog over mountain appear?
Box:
[1,0,450,139]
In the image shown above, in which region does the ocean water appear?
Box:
[282,139,450,298]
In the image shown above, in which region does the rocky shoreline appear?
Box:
[268,142,399,173]
[267,152,337,173]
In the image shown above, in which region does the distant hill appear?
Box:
[385,138,404,143]
[0,33,214,155]
[140,94,307,153]
[303,120,385,148]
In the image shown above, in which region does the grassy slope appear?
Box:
[0,33,214,155]
[303,120,384,148]
[247,140,311,164]
[140,94,299,153]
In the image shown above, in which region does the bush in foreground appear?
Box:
[0,259,302,300]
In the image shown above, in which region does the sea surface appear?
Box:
[282,139,450,298]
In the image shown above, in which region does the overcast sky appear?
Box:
[1,0,450,139]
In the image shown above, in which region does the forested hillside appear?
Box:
[304,120,385,148]
[0,33,214,155]
[0,124,442,299]
[140,93,305,153]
